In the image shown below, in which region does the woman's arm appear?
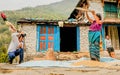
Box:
[5,21,17,32]
[86,11,93,23]
[91,10,102,24]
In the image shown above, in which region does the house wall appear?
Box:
[79,26,89,52]
[20,24,37,54]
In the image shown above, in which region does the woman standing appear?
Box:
[86,10,102,61]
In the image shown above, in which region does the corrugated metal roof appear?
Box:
[61,0,80,19]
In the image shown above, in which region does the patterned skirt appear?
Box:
[88,30,100,61]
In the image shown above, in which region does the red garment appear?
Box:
[89,20,102,31]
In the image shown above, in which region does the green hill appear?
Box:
[0,0,77,24]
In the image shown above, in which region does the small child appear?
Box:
[105,35,115,58]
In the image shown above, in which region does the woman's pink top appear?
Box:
[89,20,102,31]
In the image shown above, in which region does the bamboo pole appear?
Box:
[75,7,92,12]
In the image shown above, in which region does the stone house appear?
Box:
[17,0,120,54]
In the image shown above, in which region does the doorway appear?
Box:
[118,27,120,48]
[105,26,120,50]
[60,27,77,52]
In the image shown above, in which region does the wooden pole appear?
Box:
[75,7,92,12]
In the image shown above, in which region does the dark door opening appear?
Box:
[105,26,108,36]
[60,27,77,52]
[118,27,120,47]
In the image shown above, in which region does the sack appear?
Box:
[45,48,56,60]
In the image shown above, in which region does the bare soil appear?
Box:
[0,50,120,75]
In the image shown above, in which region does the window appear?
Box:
[105,12,117,18]
[104,2,118,18]
[37,25,60,52]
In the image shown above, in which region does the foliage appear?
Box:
[0,23,11,63]
[0,25,8,33]
[0,0,75,23]
[0,45,8,63]
[0,53,8,63]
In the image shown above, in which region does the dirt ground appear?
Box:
[0,64,120,75]
[0,50,120,75]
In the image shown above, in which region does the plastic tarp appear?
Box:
[18,57,120,67]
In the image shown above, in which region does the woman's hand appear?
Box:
[91,10,95,15]
[5,21,12,26]
[85,5,89,9]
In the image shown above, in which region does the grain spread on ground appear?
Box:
[71,60,110,67]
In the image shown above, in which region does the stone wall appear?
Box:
[88,1,104,20]
[20,24,37,54]
[80,26,89,52]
